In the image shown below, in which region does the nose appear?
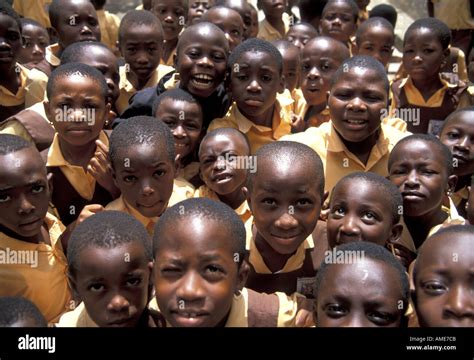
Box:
[173,125,186,139]
[71,108,87,122]
[443,284,474,320]
[275,211,298,230]
[214,155,227,171]
[107,293,130,313]
[164,14,174,23]
[341,313,367,328]
[140,178,155,196]
[136,51,149,65]
[0,38,10,49]
[307,66,320,79]
[17,193,35,215]
[80,24,93,35]
[413,54,423,64]
[31,44,42,56]
[197,55,213,68]
[339,215,360,237]
[454,136,471,152]
[176,271,205,302]
[404,169,420,188]
[247,79,261,92]
[332,17,342,26]
[347,96,366,112]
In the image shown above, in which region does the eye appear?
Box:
[31,184,45,194]
[262,198,276,206]
[261,74,272,82]
[446,131,460,140]
[423,281,447,294]
[154,169,166,177]
[161,267,182,278]
[126,277,142,286]
[361,211,378,222]
[123,175,137,183]
[296,198,312,206]
[205,264,223,274]
[320,63,331,71]
[88,283,105,292]
[0,193,11,203]
[148,47,158,54]
[368,311,397,326]
[332,206,345,217]
[236,74,248,81]
[325,303,347,317]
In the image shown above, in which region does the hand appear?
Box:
[76,204,104,226]
[290,113,305,133]
[88,139,119,196]
[387,241,417,269]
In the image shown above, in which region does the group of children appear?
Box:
[0,0,473,328]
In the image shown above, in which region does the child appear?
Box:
[215,0,253,40]
[243,141,325,297]
[439,107,474,217]
[273,40,300,94]
[106,116,194,234]
[90,0,120,53]
[151,0,188,67]
[391,18,471,135]
[0,297,47,327]
[0,134,70,323]
[116,10,173,116]
[196,128,252,222]
[57,211,160,327]
[257,0,289,42]
[285,22,318,51]
[282,55,408,195]
[44,63,118,226]
[118,22,230,130]
[248,3,259,39]
[152,89,203,186]
[187,0,214,26]
[315,241,410,327]
[388,134,464,253]
[412,225,474,327]
[293,36,350,129]
[12,0,51,30]
[201,5,244,51]
[318,0,358,48]
[369,4,397,28]
[355,0,369,23]
[354,17,394,69]
[17,19,50,69]
[208,38,293,154]
[0,2,29,122]
[152,198,314,327]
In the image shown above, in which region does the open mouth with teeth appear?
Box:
[214,173,233,183]
[191,74,214,89]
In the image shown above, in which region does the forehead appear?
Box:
[391,140,442,162]
[52,74,102,93]
[405,27,439,43]
[279,46,299,60]
[419,235,474,268]
[207,8,241,21]
[77,46,117,66]
[123,23,162,38]
[332,178,389,207]
[179,26,228,48]
[323,1,354,14]
[360,25,394,40]
[154,0,187,7]
[60,0,97,16]
[442,111,474,131]
[334,66,385,87]
[237,50,279,68]
[76,242,148,268]
[117,141,171,162]
[0,14,19,31]
[201,133,247,152]
[21,23,47,35]
[288,25,316,36]
[303,39,343,59]
[158,98,202,116]
[0,149,46,181]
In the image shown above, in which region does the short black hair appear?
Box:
[331,171,403,224]
[152,0,189,10]
[0,0,21,30]
[369,4,397,28]
[199,127,251,156]
[388,134,453,176]
[90,0,106,9]
[46,62,108,100]
[118,10,163,44]
[152,88,202,119]
[315,241,410,305]
[322,0,359,22]
[332,55,389,93]
[153,198,247,263]
[299,0,328,23]
[355,17,394,46]
[287,22,318,36]
[0,134,33,155]
[440,105,474,134]
[247,141,325,197]
[177,22,228,56]
[228,38,283,75]
[109,115,176,167]
[49,0,95,29]
[215,0,251,27]
[272,39,300,54]
[414,225,474,282]
[0,297,47,327]
[305,36,351,60]
[202,5,242,23]
[60,41,109,64]
[67,211,153,276]
[405,18,451,50]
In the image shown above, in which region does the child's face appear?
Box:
[72,242,153,327]
[245,159,322,255]
[0,147,49,239]
[414,234,474,327]
[204,8,244,51]
[388,140,453,218]
[327,179,400,249]
[155,98,203,161]
[403,27,448,82]
[0,14,22,68]
[120,24,162,82]
[199,133,249,196]
[112,143,176,218]
[317,258,405,327]
[176,27,228,98]
[230,50,284,121]
[285,25,318,51]
[249,7,259,39]
[439,112,474,177]
[78,45,121,106]
[279,46,300,92]
[154,217,247,327]
[319,2,357,43]
[45,75,108,147]
[328,67,387,143]
[18,24,50,65]
[301,38,346,106]
[356,26,394,68]
[152,0,187,41]
[188,0,214,26]
[54,0,100,49]
[260,0,287,19]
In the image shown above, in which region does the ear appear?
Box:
[173,52,179,69]
[321,191,329,206]
[389,223,404,243]
[242,186,252,211]
[326,90,331,105]
[46,172,54,197]
[447,174,458,195]
[235,258,250,293]
[147,260,155,303]
[67,270,81,302]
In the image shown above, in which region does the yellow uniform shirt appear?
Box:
[176,162,199,182]
[115,64,174,115]
[432,0,474,29]
[45,43,61,68]
[46,131,109,200]
[0,63,28,107]
[25,68,49,107]
[96,9,120,51]
[281,121,409,194]
[0,212,70,323]
[292,88,331,128]
[208,98,293,154]
[13,0,52,28]
[193,185,252,223]
[257,13,291,41]
[56,302,98,327]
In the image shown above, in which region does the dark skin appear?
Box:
[355,25,394,68]
[0,14,22,96]
[260,0,287,37]
[285,24,318,51]
[18,23,50,65]
[389,140,457,248]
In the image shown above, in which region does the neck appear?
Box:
[127,70,153,90]
[217,186,246,210]
[58,137,97,169]
[0,222,49,245]
[0,63,21,94]
[338,128,380,166]
[455,175,470,191]
[243,105,275,127]
[411,75,443,101]
[254,230,295,273]
[163,38,178,62]
[404,206,448,248]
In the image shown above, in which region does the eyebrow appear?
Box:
[0,180,45,192]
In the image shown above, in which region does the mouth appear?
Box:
[107,317,133,327]
[452,153,469,163]
[244,98,264,107]
[212,172,233,184]
[402,191,425,201]
[79,36,98,42]
[137,201,161,209]
[19,218,42,227]
[66,128,92,136]
[190,73,215,90]
[270,233,301,242]
[343,117,368,129]
[171,310,209,326]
